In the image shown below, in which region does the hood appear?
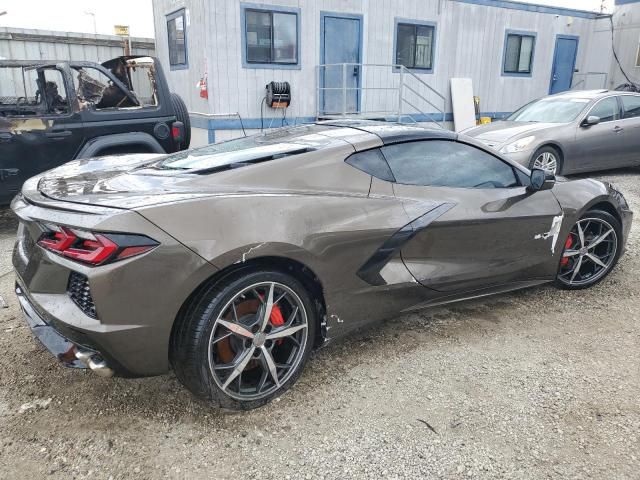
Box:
[463,121,558,147]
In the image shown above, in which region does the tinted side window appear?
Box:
[621,95,640,119]
[345,149,394,182]
[382,140,518,188]
[589,97,620,122]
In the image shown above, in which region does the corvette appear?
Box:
[12,121,632,409]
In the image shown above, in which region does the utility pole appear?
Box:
[84,11,97,34]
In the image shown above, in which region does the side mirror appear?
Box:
[581,115,601,127]
[527,168,556,192]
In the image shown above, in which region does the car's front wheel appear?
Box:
[171,269,316,410]
[530,146,562,175]
[556,210,622,289]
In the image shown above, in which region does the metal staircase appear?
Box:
[316,63,447,128]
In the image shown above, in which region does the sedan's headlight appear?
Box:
[499,136,536,154]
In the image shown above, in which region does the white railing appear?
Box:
[316,63,447,128]
[571,72,608,90]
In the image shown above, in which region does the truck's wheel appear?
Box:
[170,93,191,149]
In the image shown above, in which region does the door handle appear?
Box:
[353,66,359,77]
[613,126,624,133]
[45,130,72,139]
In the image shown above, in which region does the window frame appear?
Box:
[502,30,537,78]
[166,8,188,70]
[620,93,640,120]
[393,18,437,73]
[583,96,622,124]
[347,140,524,190]
[240,3,301,70]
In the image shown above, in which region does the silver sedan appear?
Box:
[464,90,640,175]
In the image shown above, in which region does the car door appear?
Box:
[381,139,563,293]
[574,96,626,171]
[0,64,84,204]
[619,94,640,166]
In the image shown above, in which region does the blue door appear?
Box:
[320,13,362,115]
[549,36,579,94]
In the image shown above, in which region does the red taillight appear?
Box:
[37,226,158,266]
[62,235,118,264]
[38,228,76,252]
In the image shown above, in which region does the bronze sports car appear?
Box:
[11,121,632,410]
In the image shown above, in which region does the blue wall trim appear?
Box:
[451,0,601,19]
[190,113,513,144]
[392,17,438,74]
[615,0,640,5]
[240,3,302,70]
[501,29,537,78]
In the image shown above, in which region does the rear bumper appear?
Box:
[15,280,114,376]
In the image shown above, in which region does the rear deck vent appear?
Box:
[68,272,97,319]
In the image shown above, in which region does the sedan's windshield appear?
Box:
[507,97,591,123]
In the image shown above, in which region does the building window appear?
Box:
[395,21,436,71]
[503,32,536,76]
[244,7,298,66]
[167,9,188,69]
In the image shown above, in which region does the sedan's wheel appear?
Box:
[171,270,316,410]
[556,210,622,289]
[530,146,561,175]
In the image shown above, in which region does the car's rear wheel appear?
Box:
[171,269,316,410]
[530,146,562,175]
[556,210,622,289]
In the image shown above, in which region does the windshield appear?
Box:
[507,97,591,123]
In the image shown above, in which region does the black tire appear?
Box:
[170,92,191,149]
[170,269,317,410]
[529,145,563,176]
[555,210,623,290]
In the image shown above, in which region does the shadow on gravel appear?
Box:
[4,285,552,426]
[0,207,18,235]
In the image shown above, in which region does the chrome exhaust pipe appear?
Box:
[75,350,114,378]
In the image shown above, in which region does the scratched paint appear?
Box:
[534,214,564,254]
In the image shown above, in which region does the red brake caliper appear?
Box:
[270,304,285,345]
[561,235,573,267]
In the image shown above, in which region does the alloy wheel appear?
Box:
[207,281,308,401]
[533,151,558,175]
[558,218,618,287]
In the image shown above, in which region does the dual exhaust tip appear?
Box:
[75,350,114,378]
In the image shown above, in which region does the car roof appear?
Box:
[315,120,457,144]
[547,89,612,100]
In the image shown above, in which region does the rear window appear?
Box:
[157,127,324,172]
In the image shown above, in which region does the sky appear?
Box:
[0,0,616,38]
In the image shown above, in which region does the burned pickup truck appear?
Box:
[0,56,191,204]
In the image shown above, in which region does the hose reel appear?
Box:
[265,81,291,108]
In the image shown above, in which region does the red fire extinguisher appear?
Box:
[198,73,208,99]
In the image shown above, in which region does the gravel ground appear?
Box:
[1,169,639,479]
